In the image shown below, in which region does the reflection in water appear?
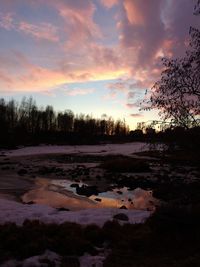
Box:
[22,178,157,211]
[22,178,97,210]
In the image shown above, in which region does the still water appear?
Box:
[22,178,157,211]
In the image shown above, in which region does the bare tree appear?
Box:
[145,1,200,128]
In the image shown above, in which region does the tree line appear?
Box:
[0,97,130,147]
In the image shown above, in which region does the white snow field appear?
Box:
[2,142,148,157]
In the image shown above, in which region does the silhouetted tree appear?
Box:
[146,1,200,128]
[57,110,74,133]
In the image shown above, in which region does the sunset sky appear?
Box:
[0,0,199,129]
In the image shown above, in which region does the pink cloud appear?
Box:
[0,13,59,42]
[18,21,59,42]
[126,103,135,109]
[0,0,199,103]
[48,0,101,48]
[0,50,127,93]
[107,81,127,91]
[127,92,135,99]
[0,12,14,30]
[123,0,145,26]
[100,0,119,9]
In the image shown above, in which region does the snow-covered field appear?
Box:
[2,142,148,157]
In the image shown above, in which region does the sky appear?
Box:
[0,0,199,129]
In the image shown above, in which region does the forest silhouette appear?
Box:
[0,97,131,147]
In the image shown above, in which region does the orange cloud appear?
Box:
[0,51,128,93]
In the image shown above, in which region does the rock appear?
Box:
[70,183,79,188]
[76,185,99,197]
[57,207,70,211]
[94,198,102,202]
[116,190,123,195]
[113,213,129,221]
[62,256,79,267]
[119,205,127,210]
[26,201,35,205]
[17,169,28,175]
[38,166,63,175]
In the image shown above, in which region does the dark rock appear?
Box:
[119,205,127,210]
[116,190,123,195]
[1,166,10,170]
[57,207,70,211]
[94,198,102,202]
[128,198,132,202]
[70,183,79,188]
[38,166,63,175]
[26,201,34,205]
[76,185,99,197]
[61,256,79,267]
[113,213,129,221]
[17,169,28,175]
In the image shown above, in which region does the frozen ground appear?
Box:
[0,198,151,227]
[2,142,149,157]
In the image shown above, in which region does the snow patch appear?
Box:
[1,250,61,267]
[79,253,107,267]
[3,143,148,157]
[0,198,151,227]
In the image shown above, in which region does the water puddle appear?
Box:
[22,178,157,211]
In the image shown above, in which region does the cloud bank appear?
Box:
[0,0,199,99]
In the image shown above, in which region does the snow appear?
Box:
[2,142,148,157]
[79,253,108,267]
[0,198,151,227]
[1,250,108,267]
[1,250,61,267]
